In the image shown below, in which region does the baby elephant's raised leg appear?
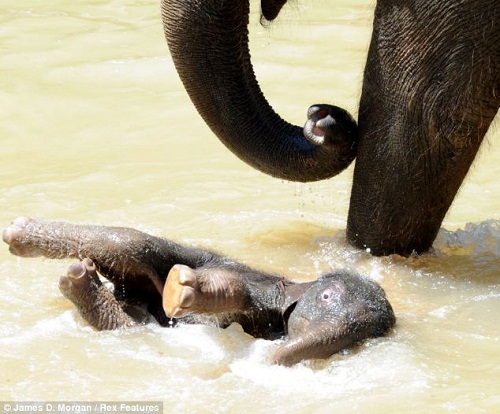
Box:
[163,264,288,338]
[3,217,171,310]
[2,216,209,297]
[163,264,250,318]
[59,258,135,330]
[2,217,283,329]
[4,216,111,260]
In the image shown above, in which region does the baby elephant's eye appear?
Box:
[320,287,335,303]
[318,283,344,303]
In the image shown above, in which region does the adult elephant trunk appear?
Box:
[160,0,357,182]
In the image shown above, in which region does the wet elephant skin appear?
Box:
[3,217,395,366]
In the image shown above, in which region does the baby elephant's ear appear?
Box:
[279,280,312,324]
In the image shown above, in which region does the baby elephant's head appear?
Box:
[273,272,395,366]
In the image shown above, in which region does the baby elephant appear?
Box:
[3,217,395,366]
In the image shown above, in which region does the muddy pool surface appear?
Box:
[1,0,499,412]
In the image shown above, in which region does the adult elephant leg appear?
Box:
[161,0,357,182]
[348,0,500,256]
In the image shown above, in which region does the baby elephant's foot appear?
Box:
[59,258,135,330]
[163,265,246,318]
[303,104,357,147]
[3,216,46,257]
[59,258,101,303]
[163,265,199,318]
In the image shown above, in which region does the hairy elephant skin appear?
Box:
[348,0,500,255]
[3,217,395,366]
[160,0,500,256]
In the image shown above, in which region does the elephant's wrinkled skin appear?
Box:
[161,0,500,256]
[3,217,395,366]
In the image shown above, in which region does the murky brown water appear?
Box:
[1,0,499,412]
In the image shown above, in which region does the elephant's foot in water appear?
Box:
[163,264,248,318]
[59,258,136,330]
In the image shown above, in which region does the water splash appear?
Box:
[436,219,500,257]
